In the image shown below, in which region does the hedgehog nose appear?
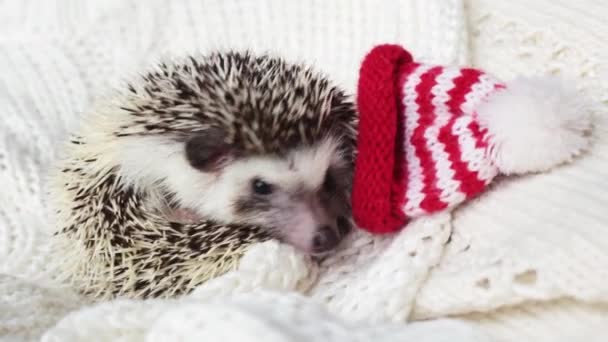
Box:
[337,216,351,236]
[312,226,340,253]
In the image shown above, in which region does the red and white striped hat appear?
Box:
[352,44,592,234]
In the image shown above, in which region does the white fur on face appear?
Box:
[115,135,349,254]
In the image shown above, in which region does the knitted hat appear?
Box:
[352,44,592,234]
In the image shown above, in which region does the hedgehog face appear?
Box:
[111,51,358,256]
[182,135,352,255]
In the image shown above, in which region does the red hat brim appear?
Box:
[352,44,413,234]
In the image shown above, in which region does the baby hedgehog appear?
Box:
[49,50,358,300]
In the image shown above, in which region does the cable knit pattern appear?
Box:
[2,0,608,341]
[0,275,85,341]
[310,213,452,322]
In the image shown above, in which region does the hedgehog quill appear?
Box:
[49,51,358,300]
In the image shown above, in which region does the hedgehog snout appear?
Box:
[305,191,350,255]
[312,216,351,254]
[273,193,350,256]
[312,225,339,253]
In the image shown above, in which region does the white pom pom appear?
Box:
[477,76,593,175]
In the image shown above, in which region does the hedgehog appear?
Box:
[48,50,358,300]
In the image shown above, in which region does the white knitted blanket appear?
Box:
[1,1,608,341]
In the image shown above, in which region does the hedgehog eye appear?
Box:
[252,178,274,195]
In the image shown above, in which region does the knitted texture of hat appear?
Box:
[398,61,503,218]
[352,44,414,235]
[353,44,503,234]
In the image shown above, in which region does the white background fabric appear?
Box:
[1,0,607,341]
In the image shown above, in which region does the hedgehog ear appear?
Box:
[184,128,235,172]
